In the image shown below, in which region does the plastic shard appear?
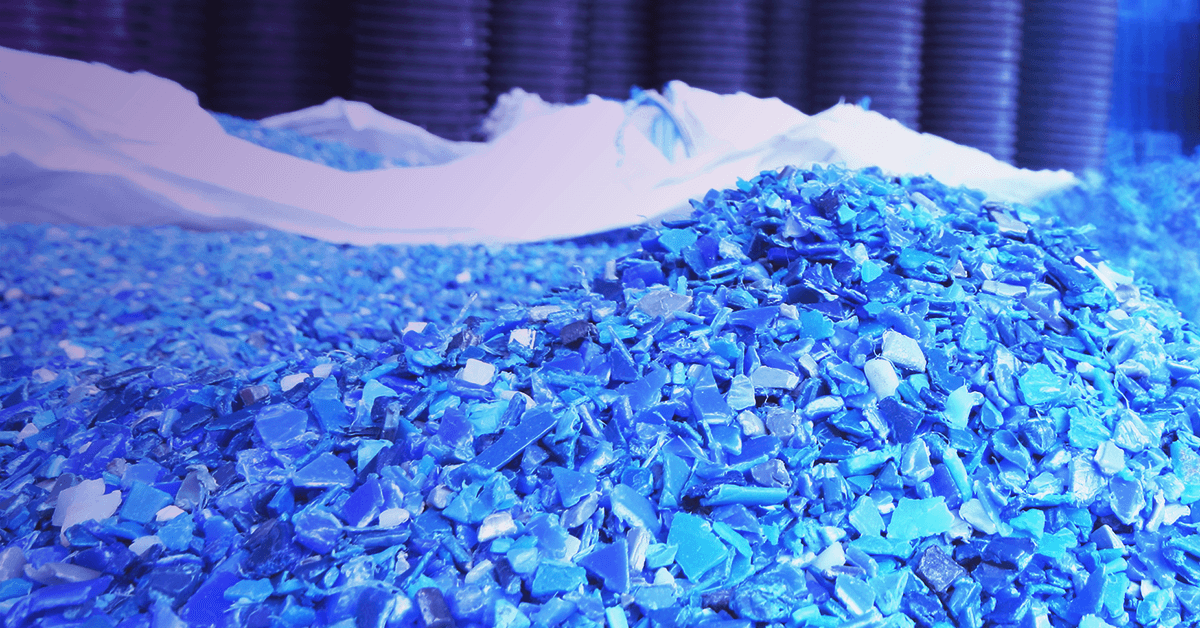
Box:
[53,478,122,540]
[578,538,630,593]
[474,406,558,470]
[888,497,954,541]
[293,452,355,488]
[667,512,729,582]
[881,330,926,371]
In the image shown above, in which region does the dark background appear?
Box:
[1,0,1196,172]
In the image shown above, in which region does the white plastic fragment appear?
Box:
[735,410,765,437]
[528,305,561,321]
[1165,503,1191,526]
[881,331,926,372]
[24,562,102,584]
[653,568,675,587]
[510,328,536,349]
[460,358,496,386]
[0,547,25,581]
[53,479,122,541]
[943,385,982,429]
[155,505,186,522]
[31,368,57,383]
[464,559,494,585]
[378,508,410,528]
[948,515,973,541]
[811,542,845,571]
[982,280,1028,298]
[1093,441,1126,476]
[959,499,998,535]
[15,423,38,444]
[863,358,900,398]
[402,321,428,334]
[312,363,334,378]
[280,373,309,392]
[751,366,801,390]
[477,512,518,543]
[627,527,651,571]
[498,390,535,409]
[128,535,162,557]
[57,340,88,360]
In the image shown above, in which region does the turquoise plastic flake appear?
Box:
[157,513,195,552]
[860,260,884,283]
[657,228,698,254]
[798,310,834,339]
[887,497,953,542]
[667,512,729,582]
[1017,363,1070,406]
[530,561,586,597]
[224,578,274,604]
[645,543,678,569]
[701,485,789,507]
[849,498,885,537]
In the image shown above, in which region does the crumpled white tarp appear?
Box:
[0,46,1078,245]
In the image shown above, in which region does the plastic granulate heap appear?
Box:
[3,162,1200,628]
[1036,146,1200,326]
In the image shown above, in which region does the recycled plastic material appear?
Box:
[0,45,1076,245]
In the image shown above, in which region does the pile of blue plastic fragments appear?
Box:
[4,162,1200,628]
[1035,146,1200,325]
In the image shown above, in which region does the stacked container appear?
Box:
[653,0,768,96]
[1016,0,1120,171]
[765,0,812,112]
[487,0,588,105]
[920,0,1023,162]
[586,0,652,100]
[810,0,925,129]
[125,1,209,100]
[0,0,132,70]
[208,0,350,120]
[351,1,491,141]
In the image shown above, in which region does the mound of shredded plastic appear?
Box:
[1036,147,1200,324]
[3,164,1200,628]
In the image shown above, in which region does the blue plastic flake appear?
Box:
[473,406,558,470]
[578,539,630,593]
[119,481,172,524]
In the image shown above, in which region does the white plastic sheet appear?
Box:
[0,46,1078,245]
